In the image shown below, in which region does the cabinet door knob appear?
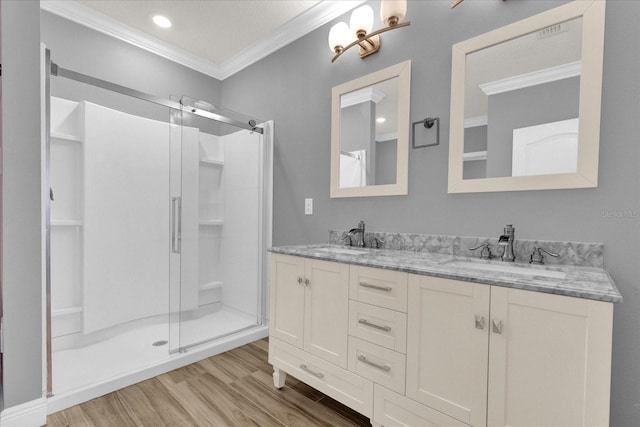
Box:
[492,320,503,334]
[475,315,485,330]
[297,277,303,285]
[304,278,310,286]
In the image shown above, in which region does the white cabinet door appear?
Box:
[487,287,613,427]
[269,254,305,348]
[304,258,350,368]
[406,274,490,427]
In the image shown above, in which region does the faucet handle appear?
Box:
[470,243,493,260]
[368,236,385,249]
[530,247,559,265]
[340,232,352,247]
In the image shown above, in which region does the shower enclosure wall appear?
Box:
[47,90,272,412]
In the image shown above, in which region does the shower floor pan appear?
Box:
[48,305,267,414]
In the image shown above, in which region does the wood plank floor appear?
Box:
[47,338,371,426]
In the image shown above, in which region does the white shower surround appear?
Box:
[48,96,273,410]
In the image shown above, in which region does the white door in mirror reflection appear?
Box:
[512,118,578,177]
[340,150,367,187]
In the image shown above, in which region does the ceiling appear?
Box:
[41,0,364,80]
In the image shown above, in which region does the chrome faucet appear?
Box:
[498,224,516,262]
[346,221,366,248]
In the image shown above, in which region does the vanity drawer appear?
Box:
[348,336,406,395]
[350,266,408,312]
[269,338,374,417]
[349,300,407,353]
[373,384,469,427]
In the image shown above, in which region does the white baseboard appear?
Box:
[1,397,47,427]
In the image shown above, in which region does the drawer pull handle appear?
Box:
[358,318,392,332]
[300,364,324,378]
[358,355,391,372]
[359,282,392,292]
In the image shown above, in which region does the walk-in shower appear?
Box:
[45,50,272,412]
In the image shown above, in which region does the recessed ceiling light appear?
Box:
[152,15,172,29]
[376,117,386,123]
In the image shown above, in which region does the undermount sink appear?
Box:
[446,260,567,280]
[314,246,368,256]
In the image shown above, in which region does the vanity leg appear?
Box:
[273,367,286,389]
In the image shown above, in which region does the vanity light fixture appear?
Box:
[328,0,410,63]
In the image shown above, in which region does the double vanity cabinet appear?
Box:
[268,247,620,427]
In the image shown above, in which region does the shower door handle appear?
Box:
[171,197,182,254]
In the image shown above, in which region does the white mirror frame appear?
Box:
[331,60,411,198]
[448,0,605,193]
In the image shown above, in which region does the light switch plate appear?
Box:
[304,198,313,215]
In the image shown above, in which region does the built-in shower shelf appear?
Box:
[51,132,82,142]
[52,306,83,317]
[52,219,83,226]
[52,306,83,338]
[199,158,224,167]
[200,281,223,291]
[199,219,224,225]
[199,281,223,306]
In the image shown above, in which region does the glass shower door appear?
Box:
[169,96,270,353]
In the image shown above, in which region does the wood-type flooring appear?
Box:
[47,338,371,426]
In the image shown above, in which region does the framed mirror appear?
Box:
[331,60,411,198]
[448,1,605,193]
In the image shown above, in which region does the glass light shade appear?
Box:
[328,22,352,52]
[381,0,407,26]
[350,5,374,38]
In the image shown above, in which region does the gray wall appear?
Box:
[375,139,396,185]
[486,76,580,177]
[1,0,44,408]
[221,1,640,425]
[463,125,487,179]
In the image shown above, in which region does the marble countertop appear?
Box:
[268,244,622,303]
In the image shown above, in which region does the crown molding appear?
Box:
[219,1,365,79]
[41,0,365,81]
[377,132,398,142]
[340,87,386,108]
[479,61,581,96]
[463,151,488,161]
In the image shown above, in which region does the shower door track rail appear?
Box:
[50,61,264,134]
